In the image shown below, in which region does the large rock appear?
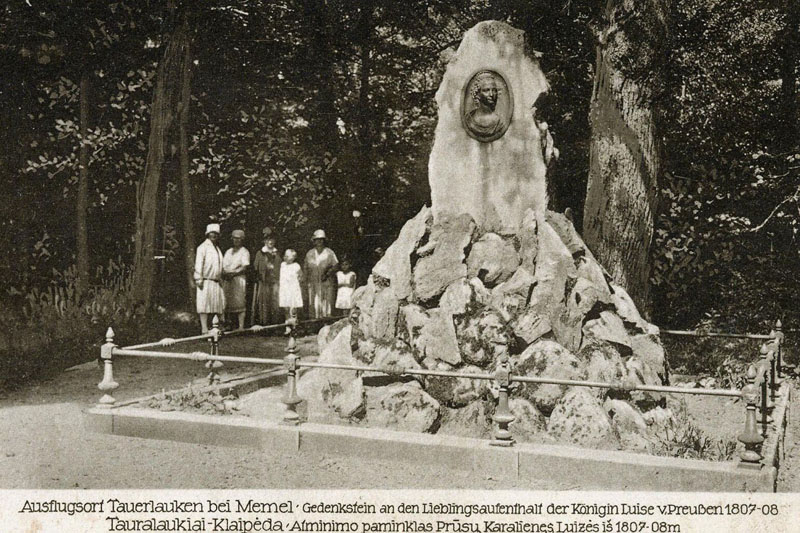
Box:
[630,332,667,379]
[365,381,440,433]
[528,221,576,321]
[317,319,350,354]
[370,287,399,342]
[518,209,539,272]
[439,278,474,315]
[509,397,547,442]
[605,398,652,452]
[418,309,461,365]
[581,341,626,396]
[576,255,612,298]
[297,325,364,420]
[610,282,646,331]
[412,214,475,302]
[439,401,492,439]
[547,388,619,449]
[352,277,376,312]
[428,21,550,231]
[490,267,534,321]
[355,337,378,364]
[466,233,520,287]
[397,303,429,356]
[456,308,509,367]
[450,365,490,407]
[624,355,665,409]
[515,340,582,414]
[582,311,631,354]
[371,342,421,375]
[372,206,432,300]
[511,308,552,345]
[545,211,585,257]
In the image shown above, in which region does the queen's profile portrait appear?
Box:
[462,70,512,142]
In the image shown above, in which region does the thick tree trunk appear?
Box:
[778,0,798,147]
[301,0,338,155]
[130,15,190,310]
[76,71,90,296]
[583,0,671,315]
[356,5,373,204]
[179,21,196,308]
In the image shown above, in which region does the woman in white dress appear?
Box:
[304,229,338,319]
[193,223,226,333]
[223,229,250,330]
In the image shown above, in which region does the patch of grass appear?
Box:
[651,400,738,461]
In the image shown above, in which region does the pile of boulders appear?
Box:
[297,207,675,452]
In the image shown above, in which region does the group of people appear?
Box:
[193,223,357,333]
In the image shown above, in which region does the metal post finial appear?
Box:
[491,354,515,447]
[105,327,115,343]
[738,364,763,468]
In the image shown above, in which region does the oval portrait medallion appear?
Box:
[461,69,513,143]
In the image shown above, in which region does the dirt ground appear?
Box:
[0,334,797,491]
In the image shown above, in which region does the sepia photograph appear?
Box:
[0,0,798,505]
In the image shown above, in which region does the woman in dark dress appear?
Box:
[251,232,282,325]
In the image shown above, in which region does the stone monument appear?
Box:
[429,21,555,232]
[288,21,671,452]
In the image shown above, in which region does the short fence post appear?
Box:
[206,315,223,384]
[285,313,297,355]
[757,356,772,437]
[97,327,119,408]
[775,319,784,378]
[738,365,763,468]
[767,341,780,402]
[282,316,302,425]
[491,354,515,447]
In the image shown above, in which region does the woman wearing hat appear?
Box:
[193,223,226,333]
[304,229,338,318]
[251,228,281,325]
[223,229,250,330]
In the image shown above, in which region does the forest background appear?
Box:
[1,0,798,388]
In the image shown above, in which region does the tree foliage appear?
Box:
[0,0,798,334]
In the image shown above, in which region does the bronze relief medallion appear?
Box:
[461,69,513,142]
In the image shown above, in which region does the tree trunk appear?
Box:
[76,71,90,297]
[356,4,373,205]
[778,0,799,147]
[301,0,338,155]
[583,0,671,315]
[179,17,196,308]
[130,13,190,310]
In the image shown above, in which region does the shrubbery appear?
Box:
[0,260,194,391]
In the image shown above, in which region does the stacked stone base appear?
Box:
[298,207,675,452]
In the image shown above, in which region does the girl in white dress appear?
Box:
[279,249,304,319]
[335,258,357,315]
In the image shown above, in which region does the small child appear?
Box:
[335,258,357,315]
[279,249,304,320]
